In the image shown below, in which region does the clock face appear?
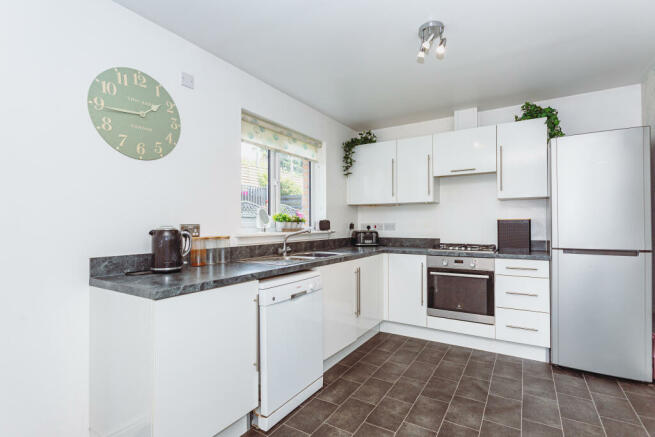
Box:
[87,67,181,160]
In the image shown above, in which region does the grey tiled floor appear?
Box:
[244,333,655,436]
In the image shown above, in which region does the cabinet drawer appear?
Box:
[495,259,549,278]
[495,276,549,313]
[495,308,550,347]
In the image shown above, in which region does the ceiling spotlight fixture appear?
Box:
[416,20,446,63]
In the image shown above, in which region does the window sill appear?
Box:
[232,230,335,246]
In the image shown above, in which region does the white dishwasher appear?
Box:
[253,270,323,432]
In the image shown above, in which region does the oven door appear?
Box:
[427,268,495,324]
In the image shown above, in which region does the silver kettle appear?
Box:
[149,226,192,273]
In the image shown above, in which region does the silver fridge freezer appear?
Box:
[551,127,652,381]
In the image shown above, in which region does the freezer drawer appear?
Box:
[552,250,652,381]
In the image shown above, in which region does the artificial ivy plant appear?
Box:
[342,130,377,176]
[515,102,564,140]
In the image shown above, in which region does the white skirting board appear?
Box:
[215,416,249,437]
[323,324,381,372]
[380,321,550,362]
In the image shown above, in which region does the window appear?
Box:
[240,112,320,229]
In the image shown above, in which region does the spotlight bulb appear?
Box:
[416,50,426,63]
[436,38,447,59]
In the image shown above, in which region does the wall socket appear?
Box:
[360,223,395,231]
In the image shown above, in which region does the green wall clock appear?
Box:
[87,67,181,160]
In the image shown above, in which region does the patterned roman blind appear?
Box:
[241,112,322,161]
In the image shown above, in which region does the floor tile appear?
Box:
[456,376,490,403]
[372,361,409,383]
[312,424,350,437]
[366,396,412,432]
[269,424,307,437]
[437,420,478,436]
[388,376,425,404]
[585,374,624,398]
[406,395,450,431]
[339,350,366,367]
[479,420,520,437]
[444,395,485,430]
[592,391,640,424]
[640,415,655,436]
[626,391,655,418]
[354,422,394,437]
[554,373,591,400]
[551,365,583,378]
[422,376,458,402]
[376,339,405,353]
[416,348,446,364]
[342,362,378,384]
[398,421,437,437]
[404,339,428,353]
[523,374,557,401]
[326,398,374,433]
[390,347,420,365]
[522,419,563,436]
[360,349,392,366]
[561,418,604,436]
[285,398,337,434]
[483,394,522,429]
[241,429,265,437]
[324,364,349,386]
[317,378,360,405]
[470,349,496,363]
[443,348,471,365]
[426,341,450,352]
[522,394,561,429]
[492,360,522,381]
[434,360,465,381]
[557,393,601,426]
[351,377,392,405]
[619,380,655,398]
[496,354,522,364]
[489,375,522,400]
[601,416,648,437]
[464,359,494,381]
[404,360,437,382]
[523,359,553,380]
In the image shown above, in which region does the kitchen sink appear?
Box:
[240,251,345,266]
[293,251,346,258]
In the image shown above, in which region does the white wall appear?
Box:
[359,85,643,243]
[0,2,354,436]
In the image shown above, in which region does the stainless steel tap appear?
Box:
[278,229,311,256]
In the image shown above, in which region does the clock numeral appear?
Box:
[91,96,104,110]
[170,118,179,130]
[101,81,117,96]
[116,72,129,86]
[118,134,128,147]
[165,132,174,145]
[155,85,161,97]
[136,142,146,155]
[166,101,176,113]
[101,117,112,131]
[133,72,147,88]
[154,142,163,154]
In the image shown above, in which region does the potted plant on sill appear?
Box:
[272,212,307,232]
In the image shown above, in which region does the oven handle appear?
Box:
[429,272,490,279]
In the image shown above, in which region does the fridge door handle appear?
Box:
[561,249,640,257]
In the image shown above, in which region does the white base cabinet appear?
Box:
[387,254,427,327]
[497,117,549,199]
[90,282,259,437]
[320,255,383,359]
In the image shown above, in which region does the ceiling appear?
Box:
[114,0,655,130]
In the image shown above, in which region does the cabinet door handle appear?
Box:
[506,324,538,332]
[357,267,361,316]
[505,291,539,297]
[391,159,395,197]
[254,295,260,371]
[427,155,431,195]
[505,266,538,271]
[450,168,476,173]
[499,145,503,191]
[420,262,424,306]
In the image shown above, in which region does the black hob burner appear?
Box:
[438,243,497,253]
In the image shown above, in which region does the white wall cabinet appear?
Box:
[90,282,259,437]
[321,255,383,359]
[497,117,549,199]
[433,125,497,176]
[387,254,427,327]
[396,135,438,203]
[347,140,397,205]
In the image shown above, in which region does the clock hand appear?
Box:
[104,105,145,117]
[141,104,161,116]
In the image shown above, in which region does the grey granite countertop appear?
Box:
[90,245,550,300]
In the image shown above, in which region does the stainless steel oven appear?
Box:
[427,256,495,325]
